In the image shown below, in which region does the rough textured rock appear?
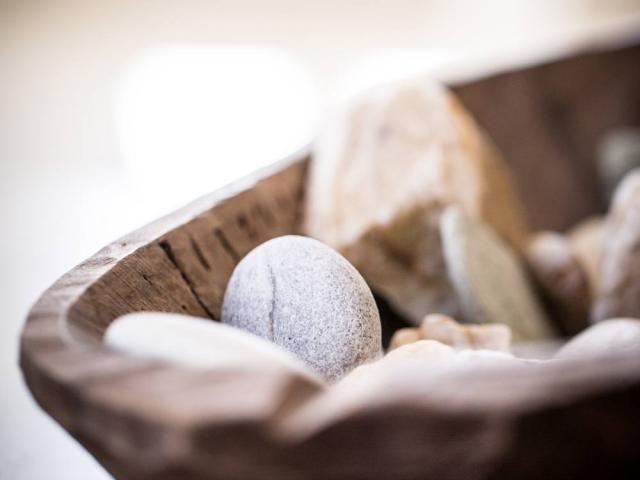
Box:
[592,170,640,322]
[568,215,604,297]
[524,232,591,336]
[440,207,555,341]
[419,314,511,352]
[598,127,640,203]
[222,235,382,382]
[305,80,529,324]
[105,312,323,386]
[555,318,640,360]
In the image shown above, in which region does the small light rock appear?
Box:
[592,169,640,322]
[388,315,512,352]
[305,80,529,324]
[419,314,511,352]
[524,232,591,336]
[342,339,523,387]
[440,207,555,341]
[554,318,640,359]
[384,339,458,362]
[104,312,323,386]
[388,327,422,351]
[222,235,382,382]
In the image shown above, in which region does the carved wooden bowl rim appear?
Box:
[19,43,640,478]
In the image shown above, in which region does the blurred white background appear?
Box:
[1,1,640,478]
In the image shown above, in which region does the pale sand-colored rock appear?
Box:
[440,208,555,341]
[388,314,511,352]
[554,318,640,359]
[222,235,382,382]
[419,314,511,352]
[388,327,421,351]
[385,339,460,362]
[592,170,640,322]
[524,232,590,336]
[104,312,324,386]
[568,215,603,295]
[305,80,529,324]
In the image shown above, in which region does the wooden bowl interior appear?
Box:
[20,42,640,480]
[65,43,640,346]
[65,160,309,345]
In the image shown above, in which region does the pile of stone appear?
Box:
[104,80,640,385]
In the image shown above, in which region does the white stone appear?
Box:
[104,312,323,385]
[341,339,529,389]
[555,318,640,359]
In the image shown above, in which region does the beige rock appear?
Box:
[524,232,591,336]
[440,207,555,341]
[388,314,511,352]
[568,215,603,295]
[305,80,529,324]
[554,318,640,359]
[419,314,511,352]
[592,169,640,322]
[384,339,459,362]
[388,327,421,351]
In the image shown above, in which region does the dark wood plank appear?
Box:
[453,43,640,231]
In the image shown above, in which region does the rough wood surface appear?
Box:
[20,43,640,480]
[453,41,640,231]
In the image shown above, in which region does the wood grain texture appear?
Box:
[453,42,640,231]
[20,44,640,480]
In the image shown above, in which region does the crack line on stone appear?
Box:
[266,252,277,341]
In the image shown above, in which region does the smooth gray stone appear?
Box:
[222,235,382,381]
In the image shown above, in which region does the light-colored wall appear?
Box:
[2,0,640,178]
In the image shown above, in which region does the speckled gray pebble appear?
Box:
[221,235,382,381]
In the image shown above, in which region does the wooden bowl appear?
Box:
[21,43,640,480]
